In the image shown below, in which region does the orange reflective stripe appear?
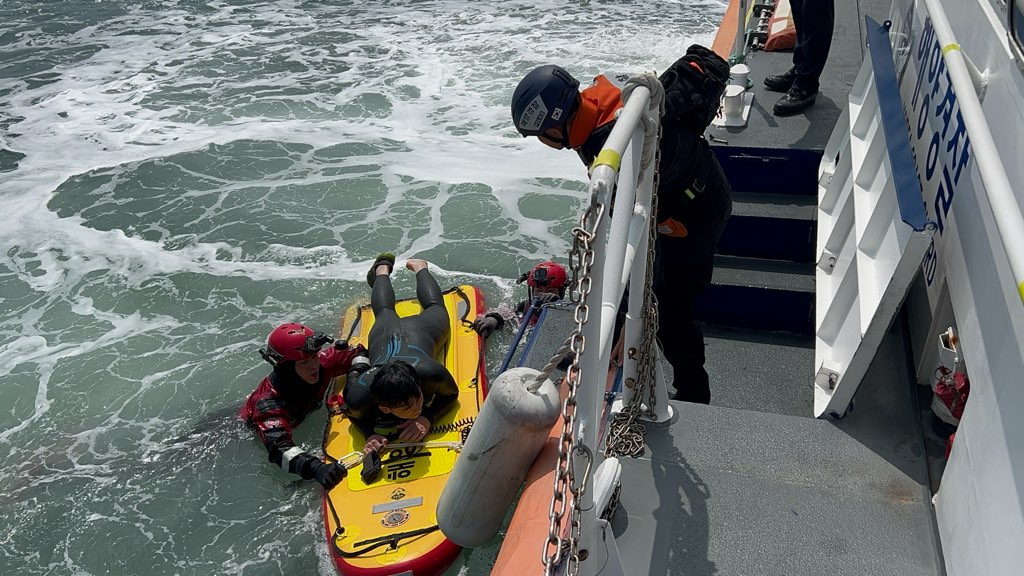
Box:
[657,218,689,238]
[588,75,624,128]
[570,75,624,148]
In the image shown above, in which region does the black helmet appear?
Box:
[511,65,580,139]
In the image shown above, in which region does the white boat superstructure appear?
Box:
[889,0,1024,573]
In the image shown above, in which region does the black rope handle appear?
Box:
[332,525,441,558]
[447,285,473,325]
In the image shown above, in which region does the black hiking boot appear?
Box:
[763,69,796,92]
[772,86,818,117]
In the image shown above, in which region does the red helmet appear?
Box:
[260,323,332,366]
[527,261,568,289]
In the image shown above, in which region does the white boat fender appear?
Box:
[436,366,561,548]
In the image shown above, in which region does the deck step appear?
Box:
[703,325,814,416]
[696,255,815,334]
[718,191,816,262]
[713,145,823,197]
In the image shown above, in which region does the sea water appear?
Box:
[0,1,721,574]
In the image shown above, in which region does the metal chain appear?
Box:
[542,198,604,576]
[605,99,664,458]
[569,257,580,304]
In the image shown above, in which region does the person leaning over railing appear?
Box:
[509,45,733,404]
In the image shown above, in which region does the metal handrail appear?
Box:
[575,85,652,471]
[566,82,661,576]
[921,0,1024,305]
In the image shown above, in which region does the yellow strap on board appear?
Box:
[942,43,961,55]
[591,149,621,172]
[1018,280,1024,305]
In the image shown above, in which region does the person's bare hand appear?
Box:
[398,416,430,441]
[363,434,388,454]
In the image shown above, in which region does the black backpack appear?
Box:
[659,44,731,135]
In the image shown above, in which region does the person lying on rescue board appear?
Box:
[343,254,460,455]
[241,323,369,490]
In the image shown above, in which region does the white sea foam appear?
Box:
[0,1,723,573]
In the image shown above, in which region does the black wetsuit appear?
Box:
[343,269,459,437]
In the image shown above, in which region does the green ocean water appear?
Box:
[0,1,721,574]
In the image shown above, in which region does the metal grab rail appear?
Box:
[921,0,1024,305]
[576,84,657,465]
[551,79,668,576]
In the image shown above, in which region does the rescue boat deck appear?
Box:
[503,0,949,573]
[614,324,942,575]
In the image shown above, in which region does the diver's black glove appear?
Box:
[471,313,504,338]
[312,461,348,489]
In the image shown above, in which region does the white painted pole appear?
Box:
[598,128,642,352]
[732,0,749,62]
[574,172,608,571]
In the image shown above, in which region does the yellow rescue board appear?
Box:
[322,285,486,576]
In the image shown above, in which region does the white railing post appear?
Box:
[731,0,750,63]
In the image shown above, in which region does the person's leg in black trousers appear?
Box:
[773,0,835,116]
[791,0,835,93]
[655,248,715,404]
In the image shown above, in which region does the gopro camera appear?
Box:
[304,332,334,353]
[533,267,549,286]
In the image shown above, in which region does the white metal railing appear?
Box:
[546,78,670,576]
[922,0,1024,306]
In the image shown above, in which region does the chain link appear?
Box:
[542,200,603,576]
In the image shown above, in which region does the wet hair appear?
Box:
[369,360,421,408]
